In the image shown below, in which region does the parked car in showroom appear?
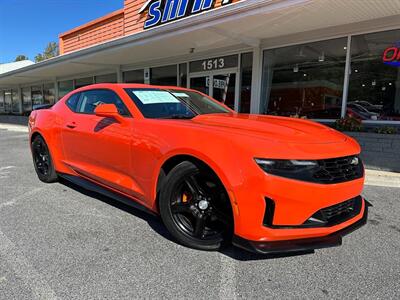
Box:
[28,84,368,254]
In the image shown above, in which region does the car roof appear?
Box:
[73,83,191,93]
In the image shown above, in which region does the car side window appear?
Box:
[76,89,131,117]
[66,93,80,112]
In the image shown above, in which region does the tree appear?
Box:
[35,42,59,63]
[15,55,29,62]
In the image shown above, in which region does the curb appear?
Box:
[0,124,29,133]
[365,169,400,188]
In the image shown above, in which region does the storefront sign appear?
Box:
[383,42,400,67]
[140,0,233,29]
[190,55,238,73]
[206,78,227,89]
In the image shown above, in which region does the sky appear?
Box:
[0,0,123,63]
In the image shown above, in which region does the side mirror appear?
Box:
[94,104,125,123]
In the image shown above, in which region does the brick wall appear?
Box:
[60,10,125,54]
[346,132,400,172]
[60,0,243,54]
[124,0,147,36]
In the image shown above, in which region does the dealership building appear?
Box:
[1,0,400,126]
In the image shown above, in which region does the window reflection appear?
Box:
[151,65,177,86]
[43,83,55,105]
[95,73,117,83]
[123,69,145,83]
[58,80,74,100]
[22,87,32,113]
[348,30,400,121]
[75,77,93,89]
[262,38,347,119]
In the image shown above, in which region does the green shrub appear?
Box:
[334,117,363,132]
[374,126,398,134]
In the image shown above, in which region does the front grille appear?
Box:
[313,156,364,184]
[263,196,363,228]
[305,196,363,227]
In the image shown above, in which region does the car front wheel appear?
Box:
[159,161,233,251]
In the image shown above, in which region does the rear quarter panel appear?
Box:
[29,106,69,174]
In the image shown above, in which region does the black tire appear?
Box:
[159,161,233,251]
[31,135,58,183]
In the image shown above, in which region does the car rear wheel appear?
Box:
[159,161,233,251]
[31,135,58,183]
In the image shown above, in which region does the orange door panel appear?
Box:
[60,113,144,200]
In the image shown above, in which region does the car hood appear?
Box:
[191,114,347,144]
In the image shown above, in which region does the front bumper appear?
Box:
[232,199,370,254]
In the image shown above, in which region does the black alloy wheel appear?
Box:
[31,135,58,183]
[159,161,233,250]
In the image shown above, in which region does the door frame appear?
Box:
[189,67,240,111]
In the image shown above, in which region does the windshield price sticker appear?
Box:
[133,91,180,104]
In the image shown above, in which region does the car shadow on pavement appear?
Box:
[59,178,174,239]
[59,178,315,262]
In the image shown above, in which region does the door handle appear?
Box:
[66,122,76,129]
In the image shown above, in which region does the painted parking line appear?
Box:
[0,166,16,179]
[0,187,44,210]
[219,254,237,300]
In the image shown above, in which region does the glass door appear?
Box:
[212,73,236,110]
[189,70,239,111]
[190,76,210,96]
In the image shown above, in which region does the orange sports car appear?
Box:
[29,84,369,254]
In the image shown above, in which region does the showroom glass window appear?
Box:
[22,87,32,113]
[75,77,93,89]
[179,63,187,87]
[240,52,253,113]
[58,80,74,100]
[261,38,347,119]
[11,89,19,113]
[123,69,145,83]
[43,83,55,105]
[348,30,400,121]
[95,73,117,83]
[4,90,12,112]
[151,65,177,86]
[31,86,43,106]
[0,91,4,113]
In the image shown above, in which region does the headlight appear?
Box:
[255,158,319,181]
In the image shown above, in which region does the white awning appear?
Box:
[1,0,400,88]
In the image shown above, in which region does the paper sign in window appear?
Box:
[133,91,180,104]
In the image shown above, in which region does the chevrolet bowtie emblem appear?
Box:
[350,157,359,165]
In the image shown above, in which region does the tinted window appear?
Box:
[123,69,144,83]
[66,93,80,111]
[76,90,130,116]
[150,65,177,86]
[124,88,230,119]
[348,29,400,121]
[261,37,347,119]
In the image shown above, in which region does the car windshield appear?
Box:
[124,88,230,119]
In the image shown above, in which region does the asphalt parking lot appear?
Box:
[0,128,399,299]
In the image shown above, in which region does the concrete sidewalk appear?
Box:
[365,169,400,188]
[0,116,28,133]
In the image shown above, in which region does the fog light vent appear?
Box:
[263,198,275,226]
